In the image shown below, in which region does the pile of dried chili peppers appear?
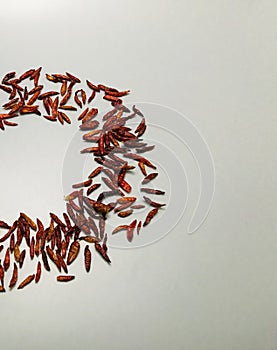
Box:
[0,68,166,291]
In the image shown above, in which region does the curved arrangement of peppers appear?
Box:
[0,68,166,292]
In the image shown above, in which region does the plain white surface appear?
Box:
[0,1,276,349]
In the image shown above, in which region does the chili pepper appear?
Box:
[143,208,159,227]
[57,275,75,282]
[59,105,77,111]
[46,246,61,272]
[20,105,41,115]
[77,107,89,121]
[0,220,10,229]
[99,218,105,240]
[79,120,99,131]
[127,220,137,242]
[102,177,118,191]
[82,108,98,124]
[20,212,37,231]
[86,80,100,92]
[18,274,35,290]
[60,80,67,96]
[4,120,18,127]
[131,205,145,210]
[72,179,92,189]
[67,241,80,265]
[143,196,166,208]
[4,248,10,271]
[140,188,165,195]
[0,84,12,93]
[45,73,57,82]
[52,73,71,81]
[0,245,3,253]
[119,179,132,193]
[60,111,71,124]
[135,117,146,137]
[95,243,111,264]
[35,262,41,283]
[92,202,112,218]
[86,89,95,103]
[41,250,50,271]
[87,217,99,237]
[2,71,16,84]
[38,91,59,100]
[136,145,155,154]
[112,225,128,235]
[114,202,133,213]
[141,173,158,185]
[27,90,40,105]
[86,183,101,196]
[19,250,26,268]
[9,263,18,288]
[138,162,147,176]
[124,153,156,169]
[50,213,65,228]
[84,245,92,272]
[117,197,136,204]
[14,243,20,263]
[0,220,17,242]
[118,210,133,218]
[30,237,35,260]
[74,91,82,108]
[0,261,4,286]
[9,233,15,253]
[137,221,142,235]
[57,253,68,273]
[66,72,81,83]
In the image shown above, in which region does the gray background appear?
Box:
[0,1,276,349]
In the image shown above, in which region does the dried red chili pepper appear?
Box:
[0,261,4,286]
[67,241,80,265]
[119,179,132,193]
[18,274,35,290]
[3,248,10,271]
[82,108,98,124]
[60,80,67,96]
[35,261,41,283]
[143,196,166,208]
[0,220,17,242]
[141,173,158,185]
[72,179,92,189]
[57,275,75,282]
[9,263,18,288]
[126,220,137,242]
[84,245,92,272]
[41,250,51,271]
[19,250,26,268]
[140,188,165,195]
[30,237,35,260]
[118,210,133,218]
[137,221,142,235]
[117,197,136,204]
[112,225,129,234]
[86,80,100,92]
[0,220,10,229]
[46,246,61,272]
[131,205,145,210]
[59,105,77,111]
[95,243,111,264]
[138,162,147,176]
[9,233,15,252]
[66,72,81,83]
[143,208,159,227]
[136,145,155,154]
[14,243,20,263]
